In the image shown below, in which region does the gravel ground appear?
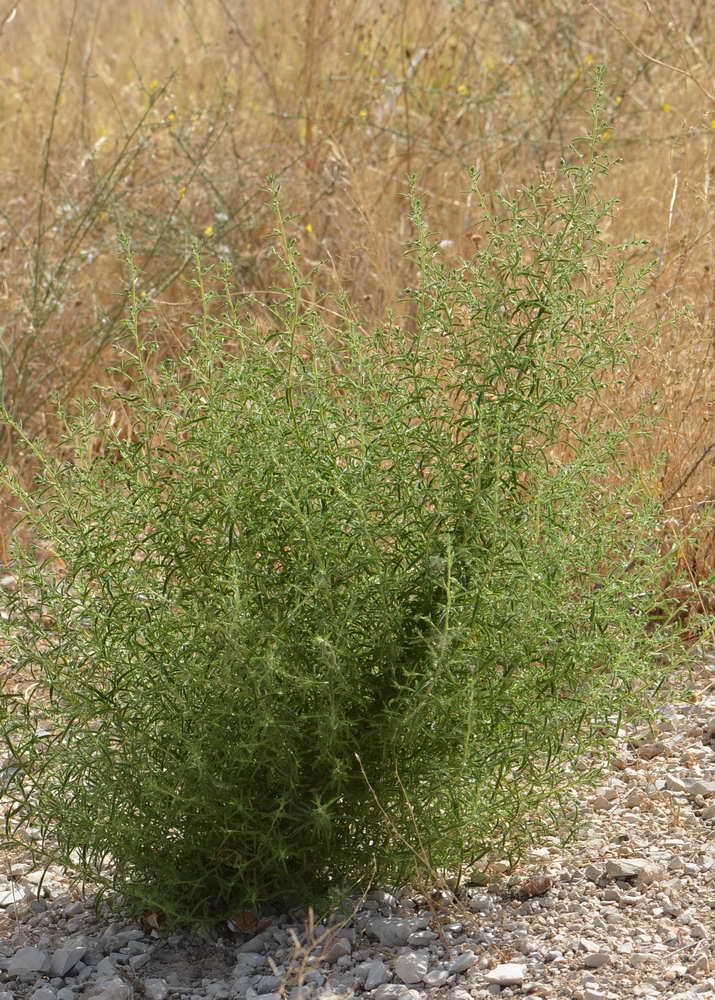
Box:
[0,649,713,1000]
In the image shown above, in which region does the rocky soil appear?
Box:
[0,650,714,1000]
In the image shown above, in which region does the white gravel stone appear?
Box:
[236,934,270,954]
[9,946,51,974]
[449,951,477,975]
[484,963,527,986]
[372,986,411,1000]
[368,891,398,909]
[583,952,611,969]
[406,930,436,946]
[51,946,87,977]
[423,968,449,987]
[665,774,690,792]
[685,779,715,797]
[583,989,607,1000]
[605,858,654,879]
[31,988,57,1000]
[95,957,117,978]
[321,937,352,963]
[630,953,656,967]
[87,978,132,1000]
[366,918,428,947]
[143,980,169,1000]
[469,894,493,913]
[234,952,265,974]
[394,952,429,985]
[254,975,281,993]
[363,960,391,990]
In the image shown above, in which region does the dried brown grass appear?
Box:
[0,0,712,612]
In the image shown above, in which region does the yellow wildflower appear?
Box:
[358,109,367,119]
[305,223,313,233]
[149,79,159,90]
[662,103,672,112]
[457,83,469,96]
[203,224,214,237]
[167,111,176,122]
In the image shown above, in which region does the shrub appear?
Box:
[0,125,687,924]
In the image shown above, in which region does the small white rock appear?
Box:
[665,774,690,793]
[363,960,391,990]
[584,864,604,883]
[579,938,604,954]
[583,989,607,1000]
[449,951,477,975]
[688,954,710,973]
[406,930,436,946]
[372,987,411,1000]
[394,952,430,986]
[9,947,51,974]
[583,952,611,969]
[31,988,56,1000]
[321,936,351,964]
[423,968,449,987]
[630,953,656,967]
[88,978,132,1000]
[367,917,427,947]
[50,947,87,978]
[685,779,715,797]
[469,894,494,913]
[143,981,169,1000]
[605,858,641,878]
[484,963,527,986]
[591,796,614,811]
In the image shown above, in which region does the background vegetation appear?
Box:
[0,0,712,612]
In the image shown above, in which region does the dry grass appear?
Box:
[0,0,712,610]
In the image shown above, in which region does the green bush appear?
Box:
[0,126,686,924]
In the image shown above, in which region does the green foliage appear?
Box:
[0,126,686,924]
